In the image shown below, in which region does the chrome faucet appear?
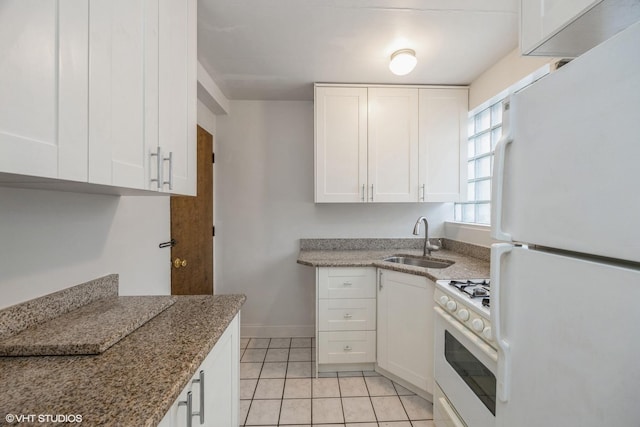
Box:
[413,216,440,256]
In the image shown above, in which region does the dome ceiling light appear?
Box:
[389,49,417,76]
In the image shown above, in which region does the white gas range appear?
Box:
[433,279,496,427]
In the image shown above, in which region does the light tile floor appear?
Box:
[240,337,435,427]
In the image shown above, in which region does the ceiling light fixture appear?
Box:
[389,49,417,76]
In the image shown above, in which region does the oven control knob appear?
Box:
[446,300,457,311]
[472,318,485,332]
[439,295,449,306]
[483,327,493,340]
[457,309,470,321]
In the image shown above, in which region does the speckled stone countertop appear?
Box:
[297,238,490,281]
[0,294,246,427]
[0,296,176,356]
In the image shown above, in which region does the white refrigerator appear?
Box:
[490,20,640,427]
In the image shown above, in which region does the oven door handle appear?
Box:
[435,306,497,364]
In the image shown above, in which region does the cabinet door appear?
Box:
[521,0,601,54]
[368,88,419,202]
[0,0,88,181]
[88,0,156,190]
[418,88,467,202]
[158,0,197,195]
[377,270,434,394]
[200,313,239,427]
[159,313,240,427]
[315,87,368,202]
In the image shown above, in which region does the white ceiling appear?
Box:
[197,0,519,101]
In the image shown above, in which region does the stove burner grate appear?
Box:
[448,279,491,299]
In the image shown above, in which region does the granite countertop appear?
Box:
[0,294,246,427]
[0,296,176,356]
[297,238,490,281]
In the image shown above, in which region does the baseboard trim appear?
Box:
[241,324,315,338]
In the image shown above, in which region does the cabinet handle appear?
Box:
[178,391,193,427]
[150,147,162,189]
[344,345,352,352]
[343,281,352,286]
[370,184,374,201]
[163,151,173,190]
[361,184,365,202]
[420,184,425,201]
[343,313,353,319]
[378,270,383,291]
[191,370,205,424]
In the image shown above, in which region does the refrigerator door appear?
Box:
[491,21,640,262]
[491,244,640,427]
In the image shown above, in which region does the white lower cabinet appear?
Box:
[318,331,376,364]
[159,313,240,427]
[377,269,435,394]
[316,267,377,368]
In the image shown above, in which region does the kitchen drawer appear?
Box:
[318,298,376,331]
[318,331,376,364]
[318,267,376,299]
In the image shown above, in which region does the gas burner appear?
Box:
[482,298,490,308]
[448,279,490,287]
[448,279,491,299]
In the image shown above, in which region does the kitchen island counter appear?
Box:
[0,293,245,426]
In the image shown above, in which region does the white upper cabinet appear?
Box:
[315,87,368,203]
[418,88,467,202]
[0,0,88,182]
[368,88,419,203]
[521,0,640,57]
[158,0,197,196]
[0,0,196,195]
[89,0,153,190]
[314,84,467,203]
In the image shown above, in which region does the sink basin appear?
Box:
[383,256,454,269]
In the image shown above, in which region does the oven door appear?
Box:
[434,306,497,427]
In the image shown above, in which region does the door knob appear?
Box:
[173,258,188,268]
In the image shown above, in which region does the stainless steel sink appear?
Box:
[383,256,454,269]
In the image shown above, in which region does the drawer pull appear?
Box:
[343,313,353,319]
[343,282,353,286]
[344,345,352,352]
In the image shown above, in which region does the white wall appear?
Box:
[215,100,452,337]
[0,188,171,309]
[469,48,555,110]
[197,99,217,135]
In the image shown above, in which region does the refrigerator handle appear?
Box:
[491,243,514,403]
[490,99,513,241]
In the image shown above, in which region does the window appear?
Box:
[453,63,551,225]
[454,100,504,224]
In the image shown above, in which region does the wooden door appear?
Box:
[170,126,213,295]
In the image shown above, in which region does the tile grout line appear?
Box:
[275,340,289,426]
[362,372,380,425]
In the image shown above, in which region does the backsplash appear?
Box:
[0,274,118,341]
[299,238,490,262]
